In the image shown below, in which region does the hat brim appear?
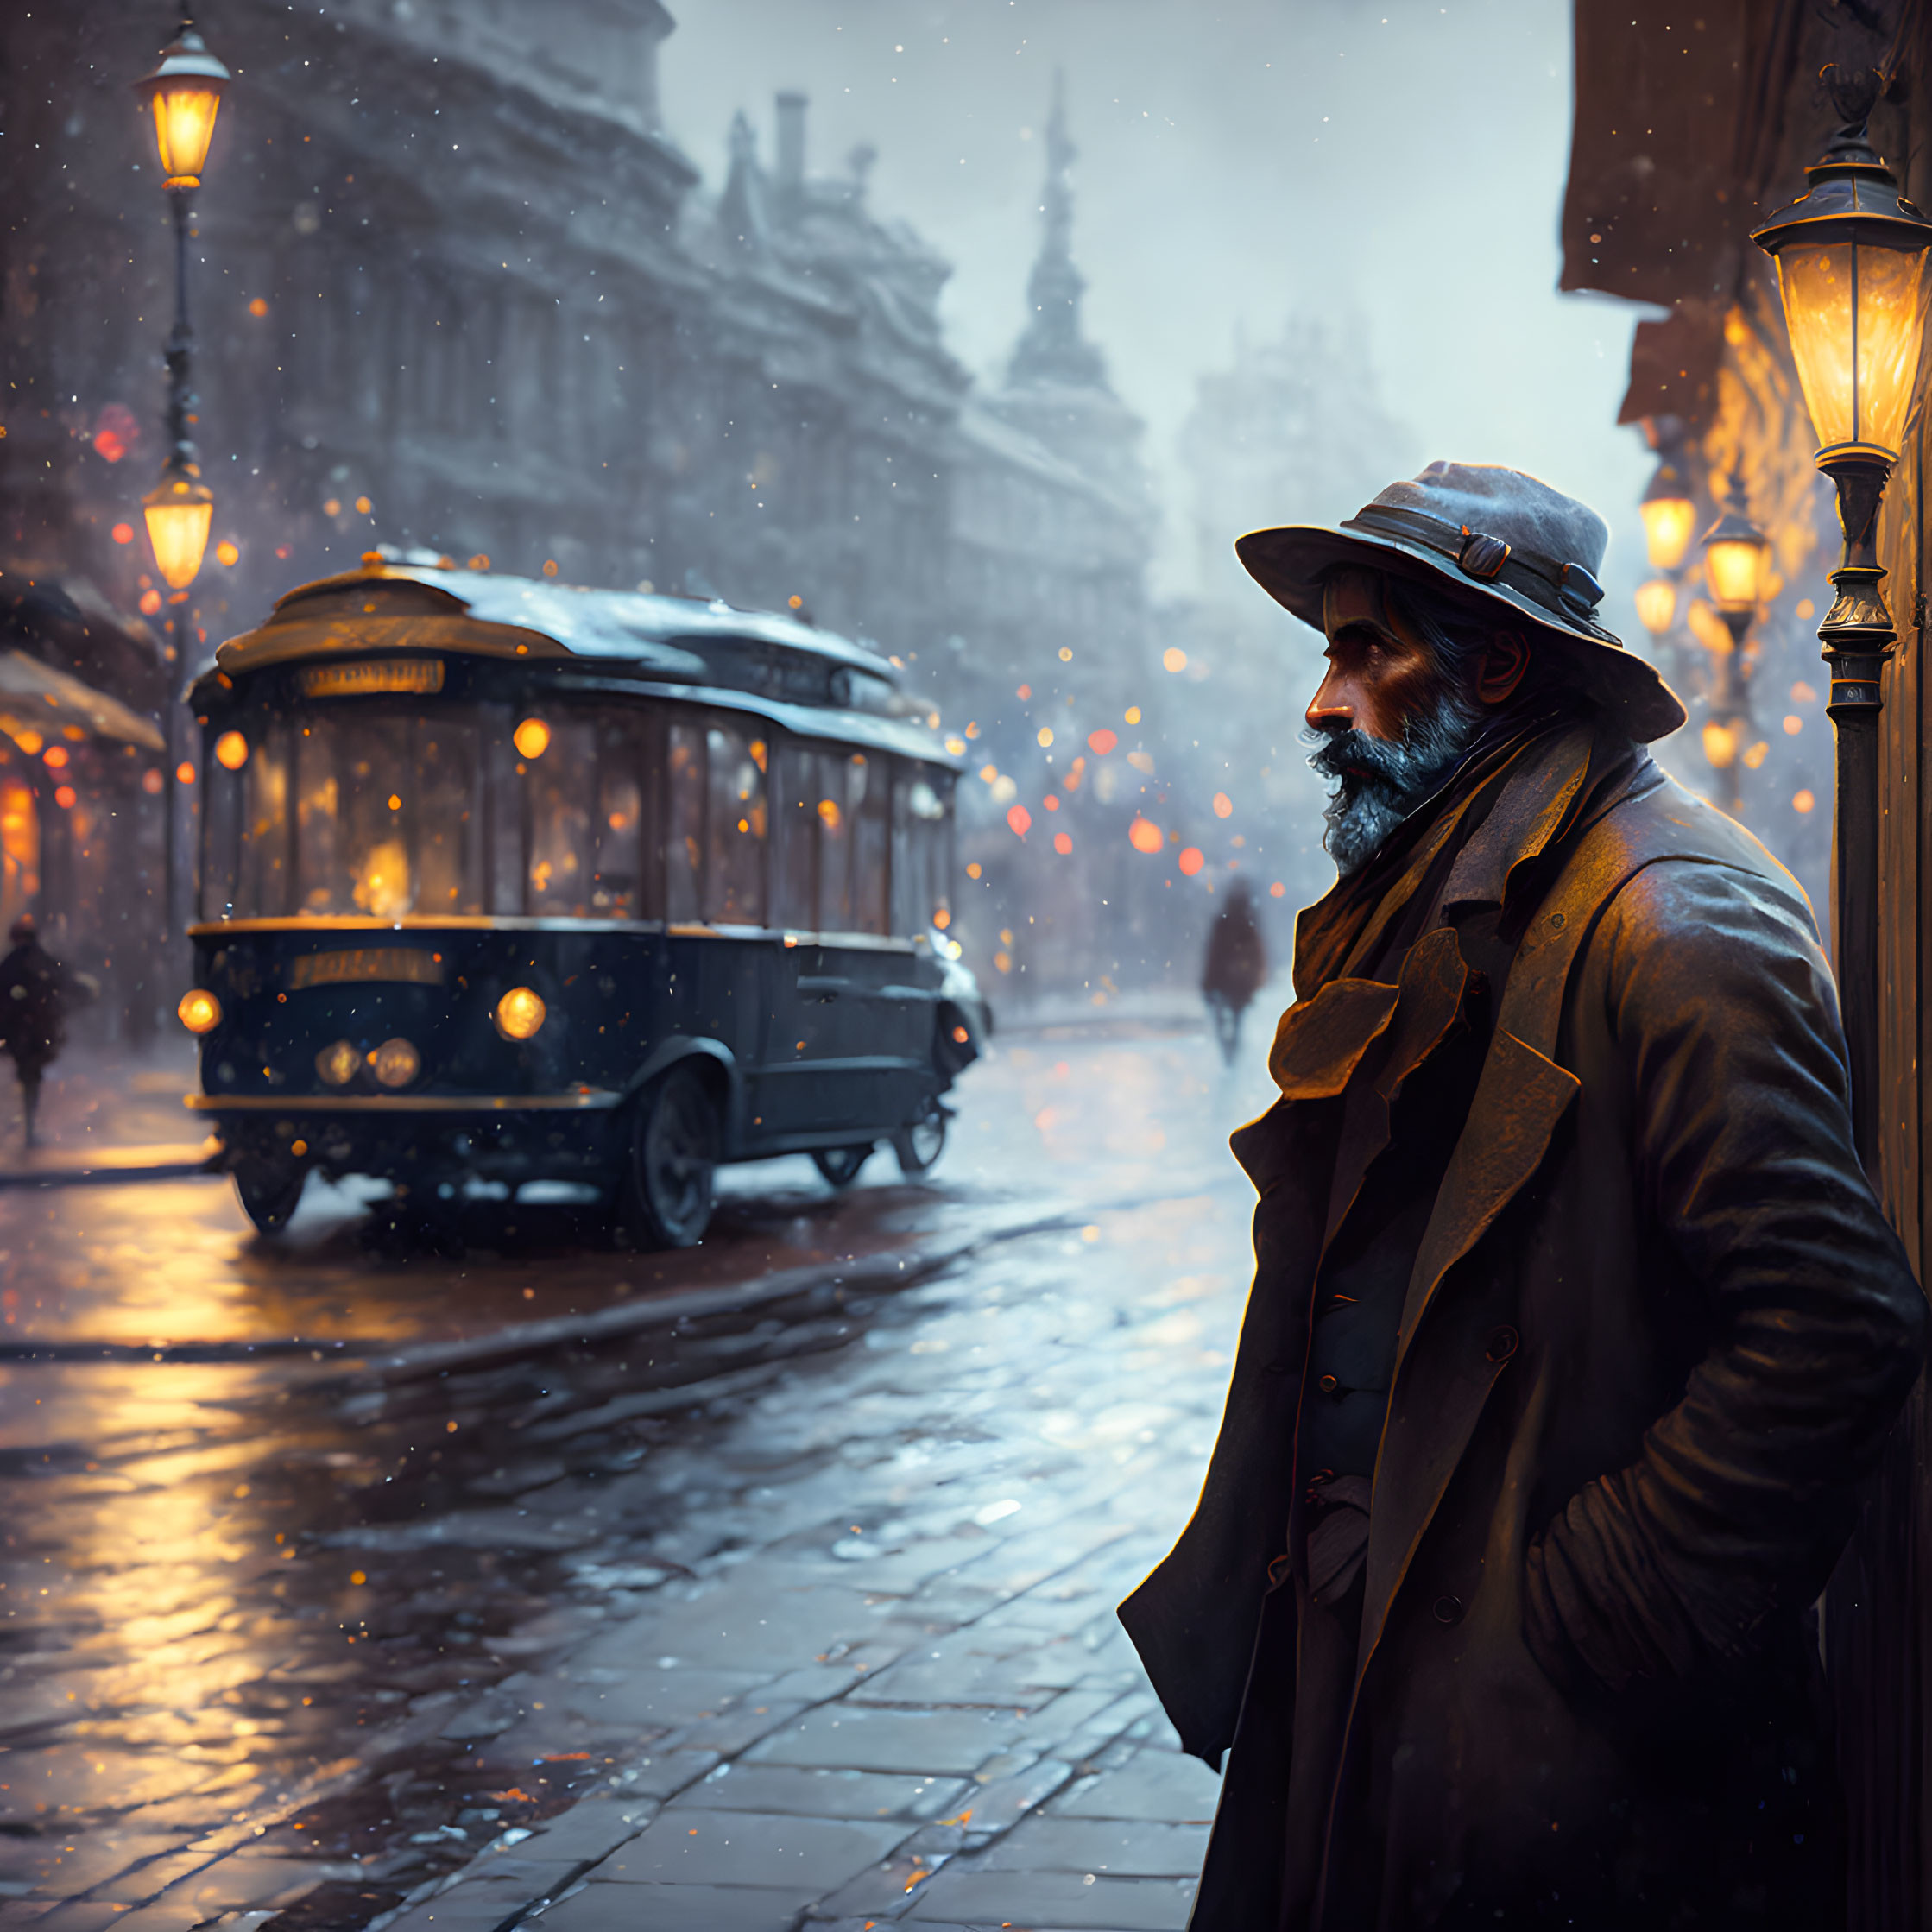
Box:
[1236,521,1687,744]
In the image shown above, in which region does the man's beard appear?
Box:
[1307,683,1484,877]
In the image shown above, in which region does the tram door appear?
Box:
[766,740,910,1136]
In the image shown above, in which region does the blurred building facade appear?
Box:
[0,2,1159,1007]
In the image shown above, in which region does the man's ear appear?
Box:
[1475,632,1531,705]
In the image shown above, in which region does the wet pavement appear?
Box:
[0,995,1283,1930]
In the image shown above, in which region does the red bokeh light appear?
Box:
[1043,794,1059,811]
[54,786,76,811]
[1127,816,1164,855]
[1007,804,1032,837]
[1178,847,1205,876]
[1053,831,1072,856]
[110,523,135,545]
[1270,881,1287,898]
[1087,729,1117,755]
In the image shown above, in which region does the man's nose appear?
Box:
[1306,661,1354,732]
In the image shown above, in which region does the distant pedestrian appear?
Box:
[1201,877,1268,1064]
[0,917,92,1147]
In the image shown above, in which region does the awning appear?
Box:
[0,648,165,752]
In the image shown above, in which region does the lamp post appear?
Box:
[1696,480,1770,818]
[1752,73,1932,1168]
[133,11,228,964]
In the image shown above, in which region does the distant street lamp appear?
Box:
[1752,73,1932,1164]
[1638,457,1698,574]
[1696,481,1770,818]
[132,11,230,958]
[1633,577,1677,641]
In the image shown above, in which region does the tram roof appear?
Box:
[205,563,963,767]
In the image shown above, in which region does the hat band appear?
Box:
[1343,503,1609,634]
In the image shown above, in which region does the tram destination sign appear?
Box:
[297,658,445,698]
[287,947,445,990]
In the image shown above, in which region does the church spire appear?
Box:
[1007,72,1108,392]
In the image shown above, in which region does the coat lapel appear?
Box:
[1355,1029,1582,1672]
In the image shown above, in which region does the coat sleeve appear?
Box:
[1524,858,1926,1695]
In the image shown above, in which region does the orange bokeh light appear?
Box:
[53,786,76,810]
[1088,729,1117,755]
[110,523,135,546]
[176,761,196,786]
[1127,816,1164,855]
[1793,790,1816,815]
[1007,804,1032,837]
[1043,794,1059,811]
[1270,881,1287,898]
[1053,831,1072,856]
[1178,847,1205,876]
[1212,792,1233,818]
[41,746,68,770]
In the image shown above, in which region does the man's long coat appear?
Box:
[1121,744,1926,1929]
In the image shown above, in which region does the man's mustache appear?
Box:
[1306,724,1416,797]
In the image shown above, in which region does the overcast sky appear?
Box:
[660,0,1656,601]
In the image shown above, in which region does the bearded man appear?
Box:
[1121,463,1925,1930]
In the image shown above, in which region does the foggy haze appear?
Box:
[664,0,1652,607]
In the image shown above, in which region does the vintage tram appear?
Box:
[180,561,987,1241]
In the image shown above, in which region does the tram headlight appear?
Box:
[316,1039,359,1087]
[494,985,546,1040]
[372,1038,420,1089]
[177,988,221,1034]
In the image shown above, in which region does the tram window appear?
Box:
[483,710,523,914]
[294,723,340,913]
[814,748,853,933]
[593,710,658,919]
[201,740,241,919]
[772,739,818,931]
[338,717,417,918]
[526,720,597,913]
[667,722,704,923]
[237,723,293,918]
[893,763,954,936]
[416,725,483,915]
[849,753,888,936]
[704,723,767,925]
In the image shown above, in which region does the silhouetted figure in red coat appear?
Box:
[1202,878,1268,1065]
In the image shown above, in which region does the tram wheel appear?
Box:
[235,1158,306,1237]
[622,1065,719,1248]
[892,1097,948,1178]
[811,1144,874,1189]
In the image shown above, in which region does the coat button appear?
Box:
[1432,1594,1463,1626]
[1485,1325,1519,1363]
[1316,1373,1340,1395]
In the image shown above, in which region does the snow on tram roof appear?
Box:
[242,562,902,682]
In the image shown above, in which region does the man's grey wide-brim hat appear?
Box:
[1236,460,1687,742]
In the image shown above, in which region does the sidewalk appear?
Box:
[0,1041,215,1187]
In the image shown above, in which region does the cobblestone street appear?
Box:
[1,1004,1281,1931]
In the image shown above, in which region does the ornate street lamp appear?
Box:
[1638,457,1699,574]
[1752,70,1932,1164]
[1633,577,1677,640]
[1694,483,1770,819]
[132,10,230,961]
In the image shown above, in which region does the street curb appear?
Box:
[0,1143,219,1190]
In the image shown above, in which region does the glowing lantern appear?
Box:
[1638,459,1698,572]
[1702,496,1771,616]
[142,460,213,590]
[177,988,222,1033]
[495,986,547,1040]
[1633,578,1677,637]
[134,21,230,190]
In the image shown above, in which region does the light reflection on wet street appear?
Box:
[0,1007,1279,1925]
